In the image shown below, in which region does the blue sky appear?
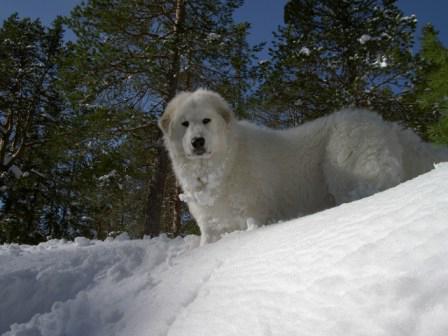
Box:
[1,0,447,52]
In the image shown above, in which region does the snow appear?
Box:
[401,14,417,23]
[29,169,46,179]
[3,154,12,167]
[39,111,56,122]
[1,164,448,336]
[206,32,221,43]
[8,165,23,179]
[98,169,118,182]
[358,34,372,44]
[73,236,93,246]
[374,55,388,68]
[299,46,311,56]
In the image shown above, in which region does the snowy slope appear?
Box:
[1,164,448,336]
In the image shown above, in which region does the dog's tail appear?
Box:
[398,128,448,178]
[430,143,448,163]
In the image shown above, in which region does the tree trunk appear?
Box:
[144,136,170,237]
[144,0,186,237]
[166,0,186,99]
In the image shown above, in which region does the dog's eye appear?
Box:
[202,118,211,125]
[182,121,189,127]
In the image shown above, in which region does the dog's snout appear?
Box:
[192,137,205,149]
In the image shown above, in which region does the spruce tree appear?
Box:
[413,25,448,143]
[258,0,418,126]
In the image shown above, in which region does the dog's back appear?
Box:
[323,109,448,203]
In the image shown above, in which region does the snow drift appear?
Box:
[1,164,448,336]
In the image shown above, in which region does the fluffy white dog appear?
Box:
[159,89,448,245]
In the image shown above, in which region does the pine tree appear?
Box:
[0,14,64,176]
[0,15,66,243]
[62,0,260,237]
[258,0,418,127]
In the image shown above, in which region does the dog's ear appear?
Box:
[159,92,191,134]
[197,89,234,124]
[158,112,171,134]
[216,98,234,124]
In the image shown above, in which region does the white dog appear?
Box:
[159,89,448,245]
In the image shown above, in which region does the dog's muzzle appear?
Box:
[191,137,206,155]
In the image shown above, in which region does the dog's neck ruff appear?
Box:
[173,143,235,207]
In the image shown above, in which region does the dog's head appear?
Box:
[159,89,234,159]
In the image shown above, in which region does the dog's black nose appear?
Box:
[192,137,205,149]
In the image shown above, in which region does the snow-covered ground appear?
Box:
[2,164,448,336]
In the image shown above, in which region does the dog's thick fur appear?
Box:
[159,89,448,245]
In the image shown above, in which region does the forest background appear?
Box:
[1,0,447,244]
